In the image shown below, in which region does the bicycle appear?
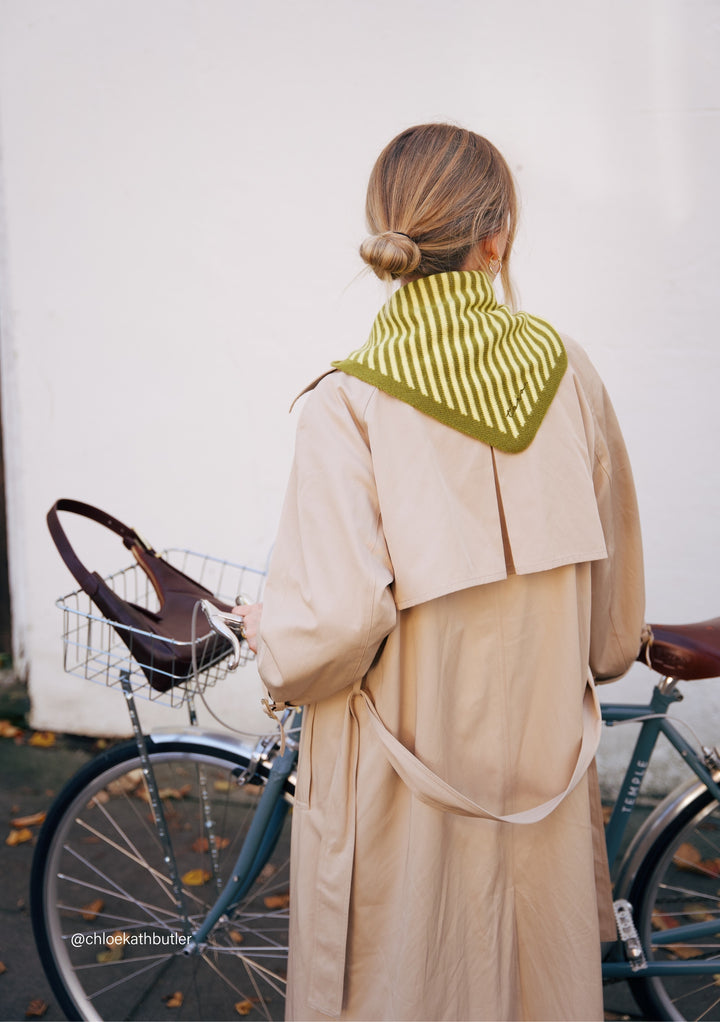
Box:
[29,532,720,1022]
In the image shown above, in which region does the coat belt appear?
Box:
[307,676,602,1016]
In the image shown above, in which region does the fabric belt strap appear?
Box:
[307,677,601,1016]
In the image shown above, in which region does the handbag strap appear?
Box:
[47,498,152,596]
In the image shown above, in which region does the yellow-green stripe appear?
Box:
[332,270,567,454]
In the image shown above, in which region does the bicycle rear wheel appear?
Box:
[31,737,293,1021]
[628,787,720,1021]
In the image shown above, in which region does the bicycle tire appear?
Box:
[30,737,293,1021]
[627,785,720,1021]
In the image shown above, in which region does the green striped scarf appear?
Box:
[333,270,567,453]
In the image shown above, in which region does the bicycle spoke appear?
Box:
[83,954,169,1001]
[56,874,179,924]
[225,923,289,953]
[73,818,180,906]
[75,951,180,973]
[629,793,720,1021]
[67,817,224,916]
[671,980,720,1006]
[696,992,720,1022]
[82,795,174,876]
[57,905,181,930]
[58,856,180,928]
[199,946,284,1021]
[234,955,287,997]
[658,881,720,906]
[34,742,291,1020]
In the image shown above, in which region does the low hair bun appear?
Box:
[359,230,422,282]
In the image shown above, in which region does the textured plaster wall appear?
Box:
[0,0,718,793]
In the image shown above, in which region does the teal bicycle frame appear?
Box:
[602,681,720,980]
[178,686,720,984]
[183,711,302,955]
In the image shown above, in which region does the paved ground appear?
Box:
[1,727,97,1021]
[0,681,645,1022]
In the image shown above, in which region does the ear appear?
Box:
[479,233,503,263]
[461,232,507,272]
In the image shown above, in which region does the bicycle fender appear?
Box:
[612,777,717,901]
[146,727,259,760]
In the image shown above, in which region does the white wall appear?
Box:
[0,0,718,793]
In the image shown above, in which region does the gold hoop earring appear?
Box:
[488,257,502,275]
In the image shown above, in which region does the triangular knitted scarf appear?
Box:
[333,270,567,453]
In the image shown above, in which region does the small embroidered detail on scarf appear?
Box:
[333,270,567,453]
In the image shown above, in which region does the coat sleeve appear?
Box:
[257,376,397,706]
[568,342,645,682]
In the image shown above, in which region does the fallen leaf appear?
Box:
[674,842,703,869]
[11,811,46,829]
[106,771,144,796]
[95,931,127,963]
[0,960,6,974]
[234,999,260,1016]
[163,991,184,1008]
[0,720,22,739]
[88,790,109,807]
[29,732,55,748]
[81,898,104,921]
[683,901,715,922]
[182,869,211,887]
[24,1001,48,1018]
[264,892,290,910]
[674,853,720,878]
[5,827,33,846]
[258,863,277,882]
[670,843,720,878]
[701,857,720,878]
[652,909,679,931]
[191,835,230,854]
[96,945,123,963]
[157,785,192,800]
[228,929,244,945]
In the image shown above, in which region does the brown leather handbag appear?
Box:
[47,499,233,692]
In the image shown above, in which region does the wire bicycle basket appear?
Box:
[57,549,266,709]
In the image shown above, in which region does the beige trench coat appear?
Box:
[257,337,645,1022]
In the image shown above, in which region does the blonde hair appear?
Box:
[359,123,518,306]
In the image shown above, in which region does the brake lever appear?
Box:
[200,599,246,670]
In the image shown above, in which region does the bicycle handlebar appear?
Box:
[200,600,246,671]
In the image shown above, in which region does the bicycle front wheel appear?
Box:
[628,787,720,1021]
[31,737,293,1021]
